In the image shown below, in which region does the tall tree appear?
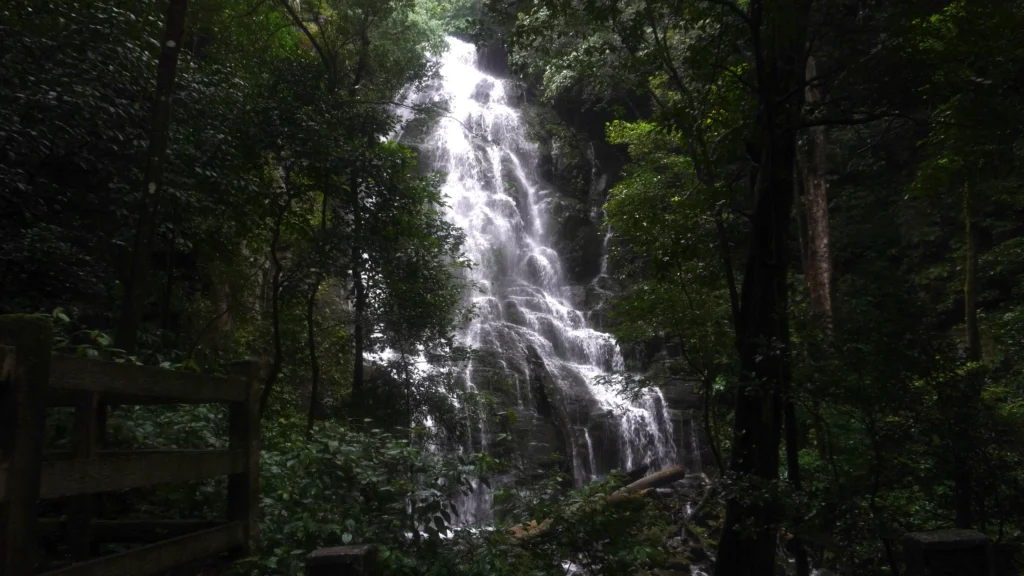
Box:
[799,55,833,322]
[955,179,980,528]
[713,3,811,575]
[117,0,190,352]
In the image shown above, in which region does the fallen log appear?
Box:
[509,465,686,538]
[608,465,687,504]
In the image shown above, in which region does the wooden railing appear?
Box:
[0,315,260,576]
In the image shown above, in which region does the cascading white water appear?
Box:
[410,37,677,521]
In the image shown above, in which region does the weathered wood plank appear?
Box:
[69,392,100,559]
[37,518,224,543]
[307,544,381,576]
[48,355,245,404]
[0,345,14,381]
[39,521,243,576]
[94,519,225,543]
[45,389,229,407]
[39,450,244,499]
[227,360,261,557]
[1,315,52,576]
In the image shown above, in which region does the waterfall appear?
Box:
[407,37,678,521]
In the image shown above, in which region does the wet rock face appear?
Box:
[659,376,719,477]
[471,78,496,105]
[522,99,631,285]
[475,37,509,77]
[525,345,575,476]
[546,198,603,284]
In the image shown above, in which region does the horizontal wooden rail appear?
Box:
[40,521,243,576]
[1,315,261,576]
[0,347,9,504]
[1,344,14,379]
[45,389,237,407]
[37,518,225,542]
[48,354,246,405]
[0,462,7,503]
[35,450,244,499]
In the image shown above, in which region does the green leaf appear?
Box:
[56,310,70,323]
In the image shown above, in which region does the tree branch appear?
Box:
[795,111,914,129]
[704,0,752,29]
[275,0,335,83]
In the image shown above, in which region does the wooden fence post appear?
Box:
[0,315,53,576]
[307,545,381,576]
[228,360,261,558]
[68,391,100,559]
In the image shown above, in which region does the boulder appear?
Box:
[662,557,693,571]
[471,78,495,105]
[306,544,380,576]
[903,530,991,576]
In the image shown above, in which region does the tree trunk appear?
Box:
[964,182,981,365]
[715,208,741,338]
[714,1,810,575]
[704,373,727,477]
[714,133,795,576]
[348,10,373,97]
[117,0,189,352]
[306,192,329,440]
[955,180,980,528]
[351,180,365,403]
[352,258,366,398]
[305,281,321,440]
[800,55,834,321]
[785,401,811,576]
[160,225,177,332]
[259,173,294,418]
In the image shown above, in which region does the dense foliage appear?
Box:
[494,0,1024,573]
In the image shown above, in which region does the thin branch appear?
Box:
[644,0,690,102]
[275,0,335,82]
[854,115,902,155]
[704,0,752,28]
[795,111,914,129]
[233,0,271,19]
[709,61,758,95]
[258,23,296,53]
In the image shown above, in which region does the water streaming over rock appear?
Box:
[407,37,678,523]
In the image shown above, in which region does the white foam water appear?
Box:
[405,37,677,522]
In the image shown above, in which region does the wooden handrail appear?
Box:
[37,450,245,499]
[39,521,244,576]
[0,314,261,576]
[1,315,51,576]
[49,354,246,404]
[37,518,224,542]
[0,462,8,503]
